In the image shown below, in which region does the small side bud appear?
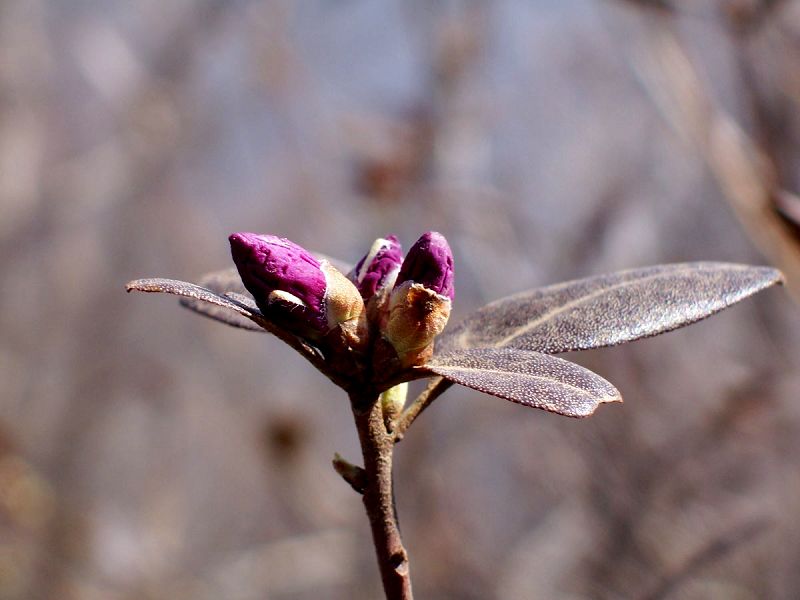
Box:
[381,382,408,430]
[332,453,367,494]
[382,232,454,367]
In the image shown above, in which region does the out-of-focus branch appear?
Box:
[640,517,769,600]
[724,0,788,37]
[620,13,800,302]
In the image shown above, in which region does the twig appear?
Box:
[640,517,769,600]
[332,453,368,494]
[621,13,800,302]
[393,377,453,441]
[351,391,414,599]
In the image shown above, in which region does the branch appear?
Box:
[351,391,414,599]
[620,12,800,302]
[641,517,768,600]
[332,453,368,494]
[393,377,453,441]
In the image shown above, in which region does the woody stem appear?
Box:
[351,390,413,600]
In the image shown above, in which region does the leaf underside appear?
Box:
[437,262,783,355]
[183,268,266,331]
[426,348,622,418]
[125,277,267,332]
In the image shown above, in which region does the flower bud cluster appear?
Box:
[229,230,454,376]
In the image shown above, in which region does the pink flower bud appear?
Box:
[229,233,363,339]
[396,231,454,300]
[382,232,455,367]
[351,235,404,300]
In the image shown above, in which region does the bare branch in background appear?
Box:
[615,4,800,302]
[641,517,769,600]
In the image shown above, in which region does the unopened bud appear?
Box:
[381,382,408,429]
[396,231,454,300]
[229,232,365,340]
[350,235,404,301]
[383,232,454,367]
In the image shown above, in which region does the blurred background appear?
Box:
[2,1,800,598]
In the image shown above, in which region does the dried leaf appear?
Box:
[224,292,259,311]
[426,348,622,417]
[437,263,783,355]
[197,267,252,297]
[127,277,333,380]
[126,277,266,332]
[182,268,266,332]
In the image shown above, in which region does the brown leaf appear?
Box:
[126,277,267,332]
[426,348,622,417]
[125,245,353,334]
[127,276,343,385]
[182,268,266,332]
[437,263,783,355]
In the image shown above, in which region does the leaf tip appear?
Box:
[773,268,786,286]
[747,265,784,289]
[573,390,623,418]
[125,279,144,293]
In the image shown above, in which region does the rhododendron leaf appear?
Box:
[437,263,782,355]
[426,348,621,418]
[126,276,267,332]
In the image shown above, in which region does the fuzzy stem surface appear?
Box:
[351,391,413,600]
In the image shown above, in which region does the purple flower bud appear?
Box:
[351,235,404,300]
[380,232,455,367]
[396,231,454,300]
[230,232,367,351]
[230,233,329,333]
